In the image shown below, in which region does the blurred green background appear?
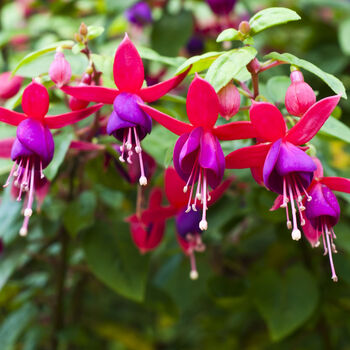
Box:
[0,0,350,349]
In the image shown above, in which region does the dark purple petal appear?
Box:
[125,1,153,26]
[15,118,54,168]
[305,183,340,228]
[179,127,202,174]
[263,138,282,192]
[173,133,191,182]
[176,207,202,239]
[206,0,237,15]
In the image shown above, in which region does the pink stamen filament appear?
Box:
[324,223,338,282]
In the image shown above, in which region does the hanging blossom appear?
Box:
[140,74,256,231]
[127,188,166,254]
[226,95,340,240]
[62,34,189,186]
[301,158,350,282]
[0,81,102,236]
[140,167,232,279]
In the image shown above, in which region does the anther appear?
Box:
[199,219,208,231]
[24,208,33,217]
[139,176,147,186]
[291,229,301,241]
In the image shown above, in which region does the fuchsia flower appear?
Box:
[62,34,189,186]
[0,81,102,236]
[127,188,165,254]
[302,158,350,282]
[206,0,237,16]
[0,72,23,100]
[140,74,256,231]
[285,70,316,117]
[141,167,233,279]
[226,95,340,240]
[49,50,72,88]
[217,82,240,120]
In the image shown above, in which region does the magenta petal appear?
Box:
[113,34,144,93]
[320,177,350,194]
[213,121,257,140]
[179,127,202,174]
[173,133,192,182]
[45,104,103,129]
[61,85,119,104]
[186,74,219,129]
[0,107,27,126]
[302,218,321,247]
[22,81,49,120]
[249,101,286,142]
[263,138,282,192]
[164,167,189,208]
[285,95,341,145]
[139,68,190,102]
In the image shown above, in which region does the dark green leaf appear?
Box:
[266,75,290,103]
[206,46,257,91]
[83,221,150,302]
[249,7,301,35]
[251,266,319,341]
[264,52,347,98]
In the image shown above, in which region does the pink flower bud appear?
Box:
[69,96,89,111]
[285,70,316,117]
[217,83,240,119]
[0,72,23,99]
[49,51,72,87]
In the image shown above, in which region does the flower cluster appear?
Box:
[0,31,348,282]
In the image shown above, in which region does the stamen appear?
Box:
[4,162,17,188]
[288,181,301,241]
[325,224,338,282]
[199,170,208,231]
[189,249,198,280]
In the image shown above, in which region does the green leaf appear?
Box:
[72,42,85,54]
[63,191,97,237]
[266,75,290,103]
[318,116,350,144]
[251,266,319,341]
[83,221,150,302]
[0,303,37,350]
[175,51,223,75]
[339,18,350,56]
[12,40,74,75]
[44,130,74,181]
[137,46,186,67]
[206,46,257,91]
[249,7,301,35]
[151,9,193,57]
[87,25,105,40]
[264,52,347,98]
[216,28,241,42]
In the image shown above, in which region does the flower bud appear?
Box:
[285,70,316,117]
[0,72,23,99]
[239,21,250,35]
[79,22,88,36]
[49,51,72,88]
[206,0,237,15]
[125,1,153,26]
[217,83,240,119]
[69,96,89,111]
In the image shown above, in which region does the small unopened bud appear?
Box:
[74,33,83,43]
[217,83,240,119]
[79,22,88,36]
[49,51,72,87]
[69,96,89,111]
[0,72,23,99]
[285,70,316,117]
[247,58,261,74]
[239,21,250,35]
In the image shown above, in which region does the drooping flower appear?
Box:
[302,158,350,282]
[141,167,233,279]
[140,74,256,231]
[127,188,166,254]
[125,1,153,26]
[217,82,240,120]
[62,34,189,186]
[226,95,340,240]
[0,81,102,235]
[49,50,72,88]
[285,70,316,117]
[0,72,23,100]
[206,0,237,16]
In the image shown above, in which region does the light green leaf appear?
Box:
[83,221,150,302]
[249,7,301,35]
[72,42,85,54]
[12,40,74,75]
[318,116,350,143]
[0,303,37,350]
[137,46,186,67]
[87,25,105,40]
[206,46,257,91]
[175,51,223,75]
[63,191,97,237]
[216,28,241,42]
[266,75,290,103]
[251,266,319,341]
[339,18,350,56]
[44,130,74,181]
[264,52,347,98]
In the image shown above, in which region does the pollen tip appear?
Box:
[19,227,27,236]
[332,275,338,282]
[280,202,287,208]
[196,193,202,201]
[191,204,197,211]
[314,241,320,248]
[185,206,191,213]
[24,208,33,217]
[307,196,312,202]
[291,229,301,241]
[183,186,188,193]
[135,146,142,154]
[199,220,208,231]
[287,221,292,229]
[139,176,147,186]
[126,143,132,151]
[119,156,125,163]
[190,270,199,280]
